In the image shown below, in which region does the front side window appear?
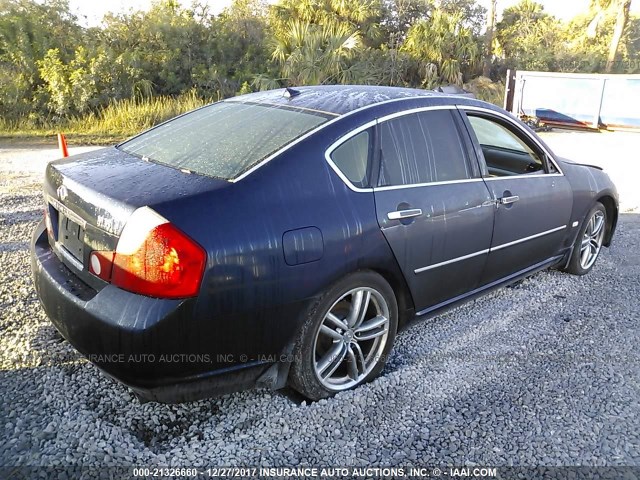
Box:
[118,101,332,180]
[330,130,372,188]
[378,110,472,187]
[466,115,545,177]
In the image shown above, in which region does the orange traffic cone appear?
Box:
[57,133,69,158]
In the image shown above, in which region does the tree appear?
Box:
[1,0,635,128]
[208,0,273,96]
[438,0,487,35]
[267,0,381,86]
[606,0,632,72]
[271,20,362,85]
[586,0,612,38]
[0,0,83,120]
[402,9,479,86]
[380,0,433,48]
[270,0,382,46]
[483,0,496,77]
[99,1,210,96]
[564,0,637,73]
[495,0,562,71]
[37,48,71,115]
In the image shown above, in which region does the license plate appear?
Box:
[59,215,85,261]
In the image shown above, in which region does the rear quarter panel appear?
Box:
[150,111,409,364]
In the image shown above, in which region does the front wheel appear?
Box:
[289,271,398,400]
[565,202,607,276]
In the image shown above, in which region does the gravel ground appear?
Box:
[1,138,639,469]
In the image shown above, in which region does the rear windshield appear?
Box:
[117,101,332,180]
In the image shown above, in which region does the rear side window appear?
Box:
[378,110,472,187]
[118,101,331,180]
[330,130,372,188]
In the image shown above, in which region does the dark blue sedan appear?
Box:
[31,86,618,402]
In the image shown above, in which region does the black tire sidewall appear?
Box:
[289,271,398,401]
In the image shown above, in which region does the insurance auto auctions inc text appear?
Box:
[250,467,497,478]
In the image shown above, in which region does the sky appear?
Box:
[68,0,639,27]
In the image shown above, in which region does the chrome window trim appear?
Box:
[233,96,430,183]
[375,178,485,192]
[483,173,564,181]
[459,105,565,177]
[324,121,377,193]
[325,105,481,193]
[232,96,564,187]
[413,225,567,274]
[375,104,456,124]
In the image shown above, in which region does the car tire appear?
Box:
[289,271,398,401]
[565,202,607,276]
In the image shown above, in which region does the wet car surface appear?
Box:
[31,86,618,402]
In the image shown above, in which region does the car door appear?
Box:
[458,107,573,286]
[372,107,495,313]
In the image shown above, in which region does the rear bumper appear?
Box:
[30,221,272,403]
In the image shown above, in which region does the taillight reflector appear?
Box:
[89,251,115,282]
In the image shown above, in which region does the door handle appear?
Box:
[499,195,520,205]
[387,209,423,220]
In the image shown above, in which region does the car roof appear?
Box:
[227,85,458,117]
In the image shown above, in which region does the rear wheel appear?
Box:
[565,202,607,275]
[289,272,398,400]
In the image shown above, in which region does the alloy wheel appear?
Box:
[580,210,606,270]
[312,287,390,391]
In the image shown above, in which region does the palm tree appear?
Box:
[270,0,381,43]
[272,20,362,85]
[402,9,479,87]
[267,0,381,86]
[495,0,561,71]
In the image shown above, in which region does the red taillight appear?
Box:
[112,222,205,298]
[88,207,206,299]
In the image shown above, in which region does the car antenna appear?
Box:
[283,87,301,99]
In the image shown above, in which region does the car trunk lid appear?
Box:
[43,147,228,289]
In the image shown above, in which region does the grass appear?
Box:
[464,76,506,106]
[0,82,507,148]
[0,91,210,146]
